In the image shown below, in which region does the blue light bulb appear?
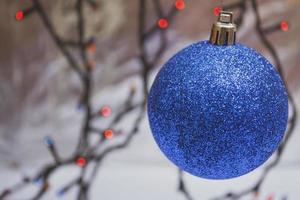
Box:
[43,136,54,147]
[57,189,65,197]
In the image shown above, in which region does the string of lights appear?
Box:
[1,0,181,199]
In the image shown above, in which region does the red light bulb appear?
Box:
[213,7,221,16]
[87,43,97,53]
[280,21,289,31]
[158,18,168,29]
[101,106,111,117]
[76,157,87,167]
[15,11,24,21]
[104,129,114,139]
[266,194,274,200]
[175,0,185,10]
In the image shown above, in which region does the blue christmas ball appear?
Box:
[147,41,288,179]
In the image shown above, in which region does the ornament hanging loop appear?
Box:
[209,11,237,45]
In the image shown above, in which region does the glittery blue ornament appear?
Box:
[147,12,288,179]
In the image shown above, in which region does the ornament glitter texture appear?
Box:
[147,11,288,179]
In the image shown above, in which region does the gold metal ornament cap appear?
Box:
[209,11,237,45]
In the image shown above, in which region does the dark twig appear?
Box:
[32,0,85,79]
[178,170,194,200]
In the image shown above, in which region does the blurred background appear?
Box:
[0,0,300,199]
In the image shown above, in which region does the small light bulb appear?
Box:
[158,18,168,29]
[76,157,87,167]
[101,106,111,117]
[213,7,221,16]
[280,21,289,32]
[175,0,185,10]
[104,129,114,139]
[15,11,24,21]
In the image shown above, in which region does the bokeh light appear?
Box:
[158,18,168,29]
[213,6,221,16]
[15,11,24,21]
[87,43,97,53]
[104,129,114,139]
[101,106,111,117]
[76,157,87,167]
[175,0,185,10]
[281,21,289,31]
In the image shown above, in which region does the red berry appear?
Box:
[101,106,111,117]
[104,129,114,139]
